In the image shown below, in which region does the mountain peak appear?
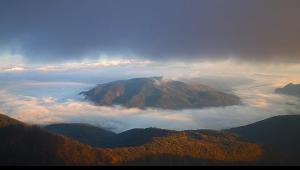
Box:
[81,77,241,110]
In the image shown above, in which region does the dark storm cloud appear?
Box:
[1,0,300,62]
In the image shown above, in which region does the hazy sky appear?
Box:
[1,0,300,65]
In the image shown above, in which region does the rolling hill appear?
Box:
[46,125,176,148]
[0,113,264,166]
[45,115,300,165]
[1,113,300,165]
[0,119,100,165]
[45,123,116,147]
[228,115,300,165]
[80,77,241,110]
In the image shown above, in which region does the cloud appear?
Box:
[0,53,26,71]
[3,67,26,72]
[0,57,154,73]
[35,58,154,72]
[0,58,299,133]
[0,90,195,132]
[0,73,299,133]
[1,0,300,63]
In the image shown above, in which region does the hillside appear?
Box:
[102,130,262,165]
[2,113,300,165]
[275,83,300,97]
[0,114,263,166]
[80,77,241,110]
[45,115,300,165]
[45,123,116,147]
[0,123,100,165]
[46,125,176,148]
[228,115,300,164]
[0,114,24,127]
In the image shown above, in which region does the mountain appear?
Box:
[0,114,263,166]
[2,113,300,165]
[80,77,241,110]
[104,130,262,166]
[108,128,175,148]
[0,115,100,166]
[46,126,176,148]
[228,115,300,164]
[275,83,300,97]
[45,123,116,147]
[0,114,24,127]
[46,115,300,165]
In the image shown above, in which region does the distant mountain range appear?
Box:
[80,77,241,110]
[275,83,300,97]
[1,114,300,165]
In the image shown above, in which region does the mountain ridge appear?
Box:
[1,114,300,165]
[0,113,263,165]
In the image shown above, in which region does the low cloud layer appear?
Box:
[0,72,299,133]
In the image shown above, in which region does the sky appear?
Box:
[1,0,300,65]
[0,0,300,132]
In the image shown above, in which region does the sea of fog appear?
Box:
[0,69,299,133]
